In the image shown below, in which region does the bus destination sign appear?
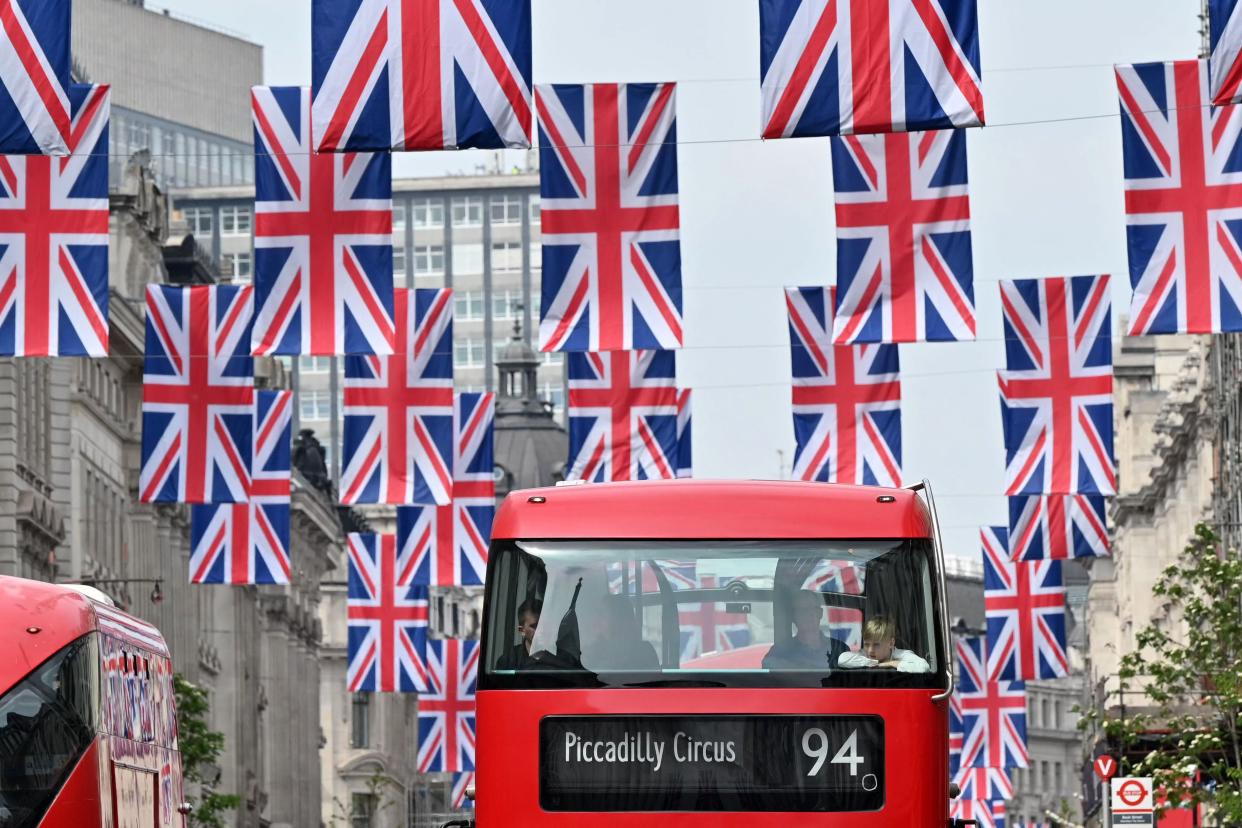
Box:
[539,714,885,812]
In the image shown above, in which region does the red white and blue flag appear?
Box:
[800,558,864,595]
[675,388,692,478]
[1210,0,1242,104]
[678,576,752,661]
[950,799,1005,828]
[1118,60,1242,334]
[758,0,984,138]
[0,83,109,356]
[566,349,678,482]
[140,285,254,504]
[0,0,71,154]
[310,0,532,151]
[1008,494,1110,562]
[189,390,294,585]
[998,274,1115,496]
[341,287,454,505]
[982,525,1069,682]
[954,765,1014,803]
[347,532,431,693]
[396,391,496,587]
[537,83,683,352]
[831,129,975,344]
[948,689,964,776]
[418,638,478,773]
[251,85,395,356]
[957,634,1028,770]
[451,772,475,810]
[787,286,902,485]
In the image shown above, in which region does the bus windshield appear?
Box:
[482,539,943,689]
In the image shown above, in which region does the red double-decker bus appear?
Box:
[474,480,954,827]
[0,575,186,827]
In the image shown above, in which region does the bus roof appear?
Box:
[0,576,169,692]
[492,479,933,540]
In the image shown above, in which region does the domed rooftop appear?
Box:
[493,317,568,498]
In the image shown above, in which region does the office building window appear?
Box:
[541,350,562,365]
[183,206,213,236]
[455,291,484,321]
[454,339,485,367]
[492,289,523,320]
[415,244,445,276]
[529,242,542,270]
[299,357,332,373]
[393,202,406,231]
[393,246,405,276]
[220,252,251,282]
[220,205,252,236]
[300,390,333,421]
[452,243,483,274]
[490,193,522,225]
[540,382,565,410]
[529,195,541,224]
[413,197,444,228]
[350,693,370,748]
[452,196,483,227]
[491,241,522,272]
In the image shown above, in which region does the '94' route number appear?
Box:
[802,728,864,777]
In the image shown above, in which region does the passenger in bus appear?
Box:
[761,589,849,671]
[836,616,930,673]
[581,598,659,672]
[498,599,543,670]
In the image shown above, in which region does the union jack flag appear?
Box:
[251,85,394,356]
[608,559,698,595]
[0,83,109,356]
[395,391,495,586]
[1211,0,1242,104]
[758,0,984,138]
[310,0,532,152]
[1118,59,1242,335]
[998,274,1114,496]
[566,350,678,482]
[418,638,478,773]
[347,533,431,693]
[140,285,253,504]
[537,83,682,352]
[678,576,752,662]
[957,634,1028,769]
[949,690,964,777]
[675,388,692,478]
[949,800,1005,828]
[954,765,1014,802]
[0,0,71,154]
[800,558,864,594]
[189,390,294,585]
[831,128,975,344]
[1008,494,1110,562]
[787,286,902,484]
[982,526,1068,682]
[341,287,453,505]
[451,771,475,810]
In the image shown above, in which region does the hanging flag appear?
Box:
[787,286,903,483]
[451,771,475,810]
[949,800,1004,828]
[954,765,1014,802]
[1118,59,1242,334]
[311,0,532,152]
[565,350,678,482]
[347,533,431,693]
[982,526,1068,682]
[956,634,1029,770]
[537,83,683,352]
[0,83,110,356]
[948,690,964,777]
[140,285,254,503]
[418,638,478,773]
[396,391,496,587]
[341,287,454,504]
[251,85,394,356]
[678,575,752,662]
[831,129,975,344]
[0,0,71,154]
[189,390,294,585]
[800,558,864,595]
[998,274,1114,496]
[1008,494,1110,561]
[758,0,984,138]
[675,388,692,478]
[1210,0,1242,104]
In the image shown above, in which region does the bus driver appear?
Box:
[837,616,931,673]
[761,589,849,671]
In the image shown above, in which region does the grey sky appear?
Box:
[154,0,1201,558]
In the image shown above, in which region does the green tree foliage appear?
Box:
[173,675,242,828]
[1103,524,1242,821]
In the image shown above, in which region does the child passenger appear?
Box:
[837,616,930,673]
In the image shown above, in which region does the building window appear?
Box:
[220,252,251,282]
[413,197,444,228]
[529,242,542,270]
[299,356,331,374]
[350,693,370,748]
[492,289,522,320]
[1053,761,1062,793]
[489,193,522,225]
[540,382,565,411]
[414,244,445,276]
[452,243,483,275]
[350,793,377,828]
[529,195,541,224]
[300,389,332,421]
[454,291,484,321]
[393,246,406,277]
[393,202,406,231]
[183,206,213,236]
[451,196,483,228]
[1040,699,1049,729]
[541,350,561,365]
[17,361,50,486]
[491,241,522,272]
[220,205,252,236]
[454,339,485,367]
